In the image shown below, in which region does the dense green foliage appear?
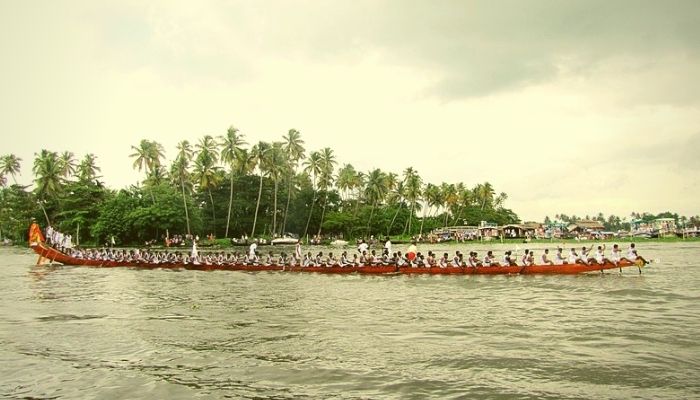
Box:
[1,127,696,246]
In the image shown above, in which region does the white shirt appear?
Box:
[249,242,257,257]
[595,250,604,263]
[384,240,392,255]
[358,242,369,253]
[611,248,621,262]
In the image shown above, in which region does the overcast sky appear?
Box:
[1,1,699,222]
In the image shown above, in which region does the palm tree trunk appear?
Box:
[451,206,464,226]
[303,193,316,238]
[282,177,292,234]
[272,179,278,236]
[419,206,429,236]
[317,192,327,236]
[39,200,51,226]
[251,174,263,237]
[208,189,216,235]
[366,201,377,235]
[225,173,234,238]
[409,201,415,234]
[181,178,191,235]
[387,203,402,235]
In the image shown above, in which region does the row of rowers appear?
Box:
[64,243,647,267]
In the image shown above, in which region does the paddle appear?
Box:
[634,257,659,274]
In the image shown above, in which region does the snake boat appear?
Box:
[30,241,645,275]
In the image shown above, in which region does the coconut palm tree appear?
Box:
[172,140,194,235]
[440,183,458,226]
[363,168,388,235]
[194,136,221,234]
[130,139,165,180]
[219,126,247,238]
[33,150,63,224]
[420,183,441,236]
[58,151,77,179]
[265,142,287,236]
[130,139,165,204]
[403,167,422,235]
[494,191,508,209]
[451,184,474,226]
[476,182,495,210]
[1,154,21,185]
[281,129,305,234]
[250,141,271,238]
[316,147,337,237]
[336,163,356,203]
[386,180,405,235]
[302,150,322,238]
[77,153,101,184]
[33,150,63,198]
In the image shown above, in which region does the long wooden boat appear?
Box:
[30,242,644,275]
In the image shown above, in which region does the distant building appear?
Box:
[567,220,605,237]
[521,221,544,238]
[502,224,525,238]
[653,218,676,236]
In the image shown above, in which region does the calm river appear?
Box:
[1,242,699,399]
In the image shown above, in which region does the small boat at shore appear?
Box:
[270,235,299,245]
[30,242,645,275]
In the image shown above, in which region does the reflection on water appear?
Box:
[1,243,700,399]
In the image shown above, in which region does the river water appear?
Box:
[1,242,699,399]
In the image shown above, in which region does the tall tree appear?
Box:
[194,135,221,234]
[316,147,337,237]
[172,140,194,235]
[494,191,508,209]
[33,150,63,224]
[451,184,473,225]
[219,126,247,238]
[387,180,405,235]
[77,153,101,184]
[250,141,271,238]
[363,168,388,235]
[440,182,458,226]
[476,182,495,211]
[336,163,356,203]
[1,154,22,185]
[302,151,322,238]
[281,129,305,234]
[58,151,77,179]
[265,142,287,236]
[420,183,441,236]
[130,139,165,180]
[403,167,422,235]
[129,139,165,203]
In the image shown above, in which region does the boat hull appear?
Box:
[30,243,641,275]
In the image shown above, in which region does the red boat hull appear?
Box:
[30,242,643,275]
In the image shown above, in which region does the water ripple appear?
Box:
[1,244,700,399]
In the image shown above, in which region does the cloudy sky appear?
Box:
[1,0,699,222]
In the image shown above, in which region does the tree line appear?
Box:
[0,127,519,245]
